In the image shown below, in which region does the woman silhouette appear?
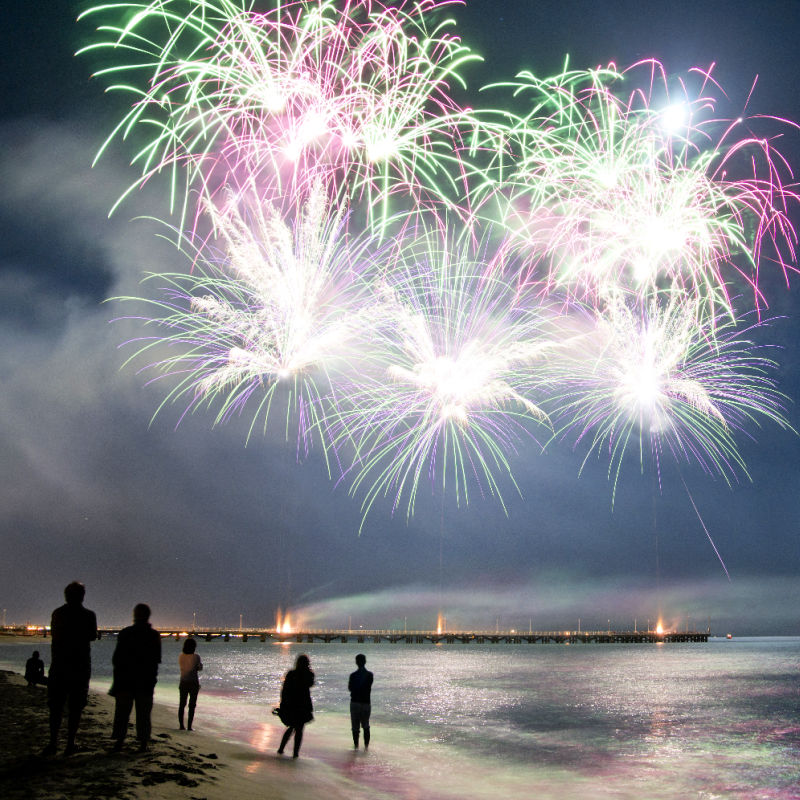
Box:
[178,638,202,731]
[277,654,314,757]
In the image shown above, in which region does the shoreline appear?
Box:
[0,670,386,800]
[5,638,800,800]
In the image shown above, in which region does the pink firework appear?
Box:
[80,0,478,231]
[488,60,799,321]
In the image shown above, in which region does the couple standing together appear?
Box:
[41,585,166,755]
[277,653,373,758]
[110,605,203,749]
[111,608,202,747]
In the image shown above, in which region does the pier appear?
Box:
[86,628,709,644]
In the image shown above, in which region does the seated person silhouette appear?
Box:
[25,651,47,686]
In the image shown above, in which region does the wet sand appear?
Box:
[0,670,377,800]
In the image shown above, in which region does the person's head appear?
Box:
[355,653,366,667]
[182,638,197,654]
[64,581,85,605]
[133,603,151,623]
[32,650,40,659]
[295,654,310,670]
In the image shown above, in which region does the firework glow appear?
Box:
[334,227,555,524]
[77,0,479,231]
[542,295,792,502]
[83,0,799,530]
[483,61,799,319]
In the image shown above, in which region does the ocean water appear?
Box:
[2,636,799,799]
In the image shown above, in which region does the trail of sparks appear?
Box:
[332,224,554,526]
[82,2,800,530]
[78,0,479,233]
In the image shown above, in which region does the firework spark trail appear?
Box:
[114,180,389,462]
[78,0,479,231]
[681,475,731,581]
[486,61,799,320]
[542,294,792,504]
[332,225,556,527]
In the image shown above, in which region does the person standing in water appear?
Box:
[178,638,202,731]
[277,654,314,758]
[348,653,373,750]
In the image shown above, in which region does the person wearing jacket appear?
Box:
[111,603,161,752]
[277,654,314,757]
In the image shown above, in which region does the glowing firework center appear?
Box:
[80,0,797,529]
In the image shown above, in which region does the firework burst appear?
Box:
[333,225,555,525]
[79,0,479,231]
[114,180,384,460]
[487,61,799,320]
[543,293,792,502]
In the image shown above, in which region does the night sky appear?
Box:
[2,1,799,635]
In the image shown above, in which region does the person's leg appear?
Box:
[362,704,371,750]
[178,683,188,729]
[64,681,89,755]
[64,699,81,754]
[350,702,360,748]
[292,722,304,757]
[278,725,293,754]
[187,686,198,730]
[112,691,134,747]
[135,690,154,749]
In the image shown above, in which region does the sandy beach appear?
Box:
[0,669,378,800]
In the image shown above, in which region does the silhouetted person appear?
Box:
[277,654,314,757]
[178,637,202,731]
[43,581,98,756]
[25,650,47,687]
[348,653,373,750]
[111,603,161,752]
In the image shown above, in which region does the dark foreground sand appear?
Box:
[0,670,225,800]
[0,670,373,800]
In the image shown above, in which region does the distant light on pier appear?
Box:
[90,626,711,645]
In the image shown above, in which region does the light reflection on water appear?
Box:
[2,637,798,799]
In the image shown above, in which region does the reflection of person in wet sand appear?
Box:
[277,654,314,758]
[25,651,47,687]
[43,581,98,756]
[111,603,161,752]
[178,637,202,731]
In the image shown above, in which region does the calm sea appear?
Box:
[2,636,798,799]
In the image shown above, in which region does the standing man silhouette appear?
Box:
[43,581,98,756]
[348,653,373,750]
[111,603,161,752]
